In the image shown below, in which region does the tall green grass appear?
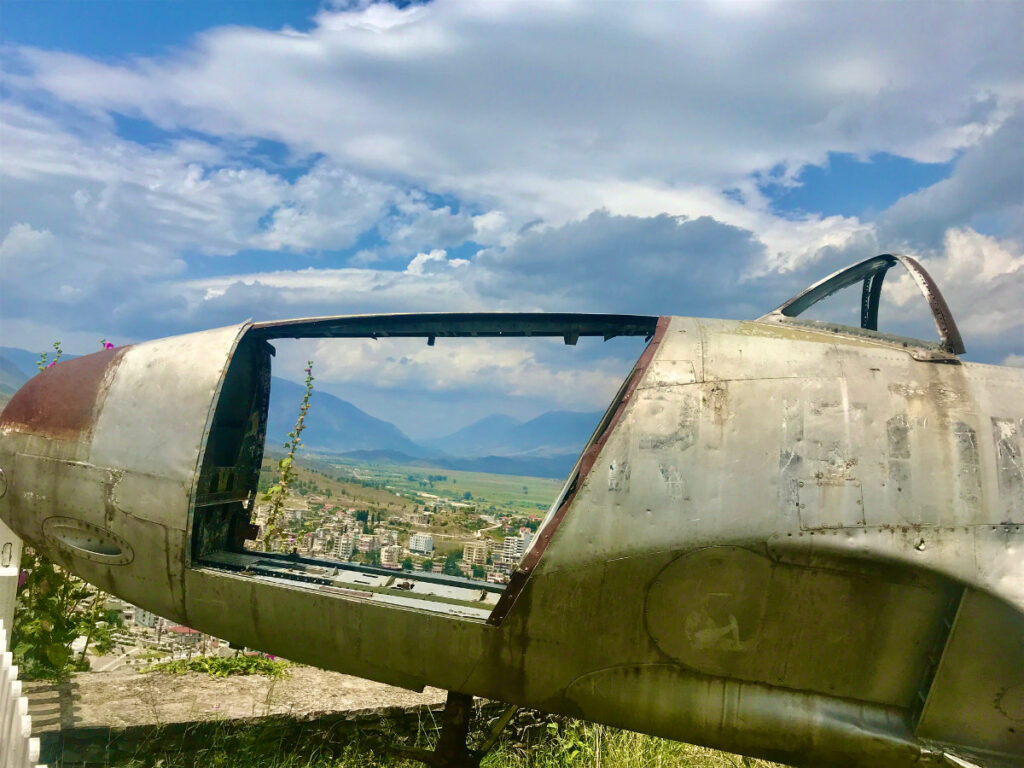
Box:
[109,717,784,768]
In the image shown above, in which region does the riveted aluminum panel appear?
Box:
[916,589,1024,760]
[182,566,487,693]
[6,455,117,542]
[643,546,957,706]
[0,347,127,445]
[88,323,247,528]
[701,318,846,381]
[0,347,130,465]
[769,525,1024,614]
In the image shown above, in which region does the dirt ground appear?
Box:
[25,665,446,733]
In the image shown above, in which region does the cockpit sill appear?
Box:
[756,314,962,362]
[198,549,505,620]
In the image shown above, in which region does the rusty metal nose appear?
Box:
[0,347,128,536]
[0,347,125,444]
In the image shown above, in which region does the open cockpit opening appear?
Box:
[189,313,658,620]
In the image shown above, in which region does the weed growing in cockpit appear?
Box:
[261,360,315,552]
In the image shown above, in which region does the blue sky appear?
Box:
[1,0,1022,436]
[762,152,955,219]
[1,1,323,57]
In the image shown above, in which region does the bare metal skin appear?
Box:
[1,257,1021,768]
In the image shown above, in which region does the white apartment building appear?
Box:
[334,532,354,560]
[501,536,523,564]
[409,533,434,554]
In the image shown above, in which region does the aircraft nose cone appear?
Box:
[0,347,127,539]
[0,348,124,444]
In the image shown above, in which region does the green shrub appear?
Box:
[147,655,290,678]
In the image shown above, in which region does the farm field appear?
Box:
[330,459,564,518]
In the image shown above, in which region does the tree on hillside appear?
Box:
[443,552,462,576]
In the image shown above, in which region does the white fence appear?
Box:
[1,521,45,768]
[1,619,44,768]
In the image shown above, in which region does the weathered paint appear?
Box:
[0,347,127,444]
[1,282,1022,767]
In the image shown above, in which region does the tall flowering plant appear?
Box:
[261,361,315,551]
[36,340,62,371]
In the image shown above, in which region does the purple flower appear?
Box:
[47,361,56,368]
[104,342,114,350]
[18,570,27,587]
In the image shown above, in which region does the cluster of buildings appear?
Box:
[462,527,533,583]
[252,491,538,583]
[79,597,234,670]
[253,496,440,570]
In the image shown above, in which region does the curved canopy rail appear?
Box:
[249,312,659,346]
[759,254,965,357]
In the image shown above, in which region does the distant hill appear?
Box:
[268,377,431,458]
[337,449,578,480]
[0,353,31,398]
[0,346,82,398]
[427,410,603,458]
[0,347,44,384]
[424,414,521,455]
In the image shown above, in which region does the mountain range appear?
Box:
[0,347,598,478]
[424,410,602,458]
[268,376,428,457]
[0,347,43,408]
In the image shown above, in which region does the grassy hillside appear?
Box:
[260,457,419,515]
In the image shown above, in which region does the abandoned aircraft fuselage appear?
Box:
[1,256,1022,767]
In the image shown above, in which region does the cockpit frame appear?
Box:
[759,253,965,359]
